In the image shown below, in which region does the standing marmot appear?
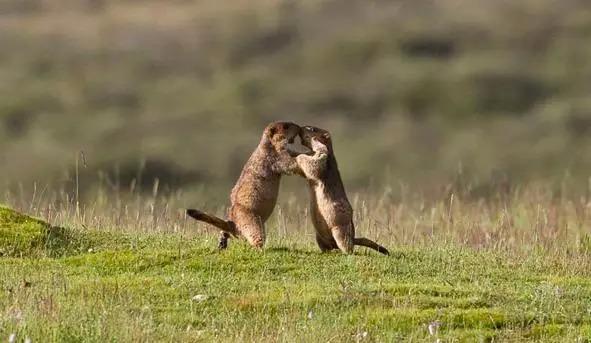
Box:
[293,125,389,255]
[187,121,304,249]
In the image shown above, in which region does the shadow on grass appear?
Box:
[265,246,401,258]
[265,246,322,256]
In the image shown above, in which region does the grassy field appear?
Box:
[3,1,591,341]
[2,184,591,342]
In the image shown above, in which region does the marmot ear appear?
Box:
[268,126,277,138]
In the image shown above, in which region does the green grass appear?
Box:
[1,207,591,341]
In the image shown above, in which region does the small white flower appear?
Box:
[87,248,94,253]
[353,331,368,341]
[8,334,16,343]
[191,294,209,302]
[25,338,32,343]
[307,310,314,319]
[428,321,442,336]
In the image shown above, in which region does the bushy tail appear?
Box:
[354,237,390,255]
[186,209,238,237]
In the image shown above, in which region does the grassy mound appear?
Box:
[0,206,60,257]
[0,206,129,257]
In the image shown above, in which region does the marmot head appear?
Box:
[300,125,332,151]
[264,121,301,151]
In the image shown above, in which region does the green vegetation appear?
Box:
[1,206,591,341]
[0,206,139,258]
[1,0,591,195]
[2,1,591,341]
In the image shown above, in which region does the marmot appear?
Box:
[187,121,304,249]
[293,126,390,255]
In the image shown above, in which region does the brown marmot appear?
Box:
[187,121,304,249]
[293,126,390,255]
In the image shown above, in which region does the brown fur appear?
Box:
[294,126,389,255]
[187,122,303,249]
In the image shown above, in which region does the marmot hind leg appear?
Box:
[331,226,354,254]
[218,231,230,250]
[315,233,337,252]
[233,208,266,249]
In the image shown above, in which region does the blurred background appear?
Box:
[1,0,591,203]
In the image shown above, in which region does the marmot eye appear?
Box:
[282,124,289,130]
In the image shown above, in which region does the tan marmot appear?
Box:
[294,126,389,255]
[187,121,303,249]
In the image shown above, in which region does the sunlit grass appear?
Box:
[1,183,591,341]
